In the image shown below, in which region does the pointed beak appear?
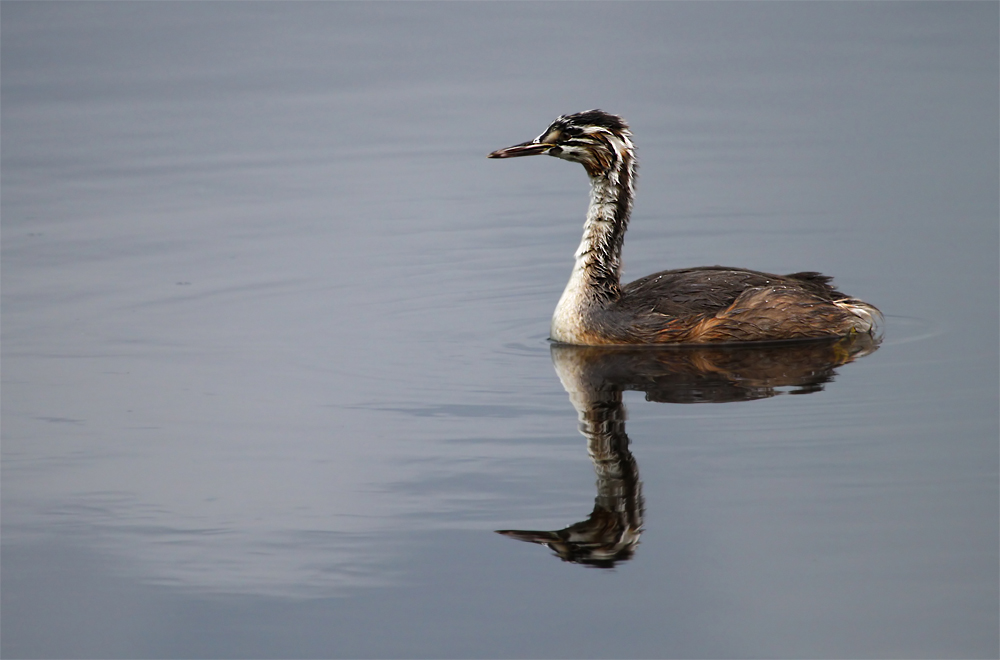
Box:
[488,140,553,159]
[495,529,562,543]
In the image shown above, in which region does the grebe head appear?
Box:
[488,109,634,178]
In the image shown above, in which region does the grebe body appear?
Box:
[488,110,881,345]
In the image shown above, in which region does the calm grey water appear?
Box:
[2,3,997,658]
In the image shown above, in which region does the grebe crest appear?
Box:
[489,110,881,345]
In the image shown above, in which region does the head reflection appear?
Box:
[496,334,880,567]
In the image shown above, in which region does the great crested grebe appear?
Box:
[488,110,881,345]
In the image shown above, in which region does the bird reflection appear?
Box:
[496,333,880,567]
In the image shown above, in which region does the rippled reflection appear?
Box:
[497,334,881,567]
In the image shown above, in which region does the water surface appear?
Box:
[2,3,997,658]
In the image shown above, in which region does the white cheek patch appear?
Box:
[542,129,563,144]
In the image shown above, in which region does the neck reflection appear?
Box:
[497,334,881,567]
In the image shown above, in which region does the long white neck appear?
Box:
[551,150,636,344]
